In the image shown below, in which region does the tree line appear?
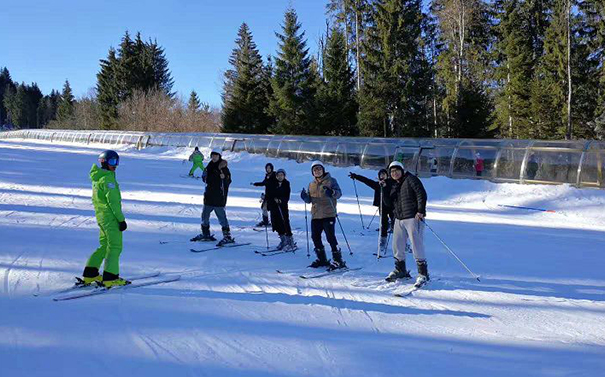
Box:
[1,31,220,132]
[223,1,605,139]
[2,1,603,140]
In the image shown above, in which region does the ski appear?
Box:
[190,242,252,253]
[393,278,434,297]
[299,267,362,280]
[258,249,296,257]
[53,275,181,301]
[179,174,201,180]
[254,248,282,254]
[35,271,162,297]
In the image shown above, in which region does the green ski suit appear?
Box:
[86,164,126,275]
[189,151,205,176]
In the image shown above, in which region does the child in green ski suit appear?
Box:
[81,150,129,288]
[188,147,205,177]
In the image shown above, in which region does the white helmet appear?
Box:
[311,160,324,170]
[388,160,405,171]
[210,148,222,156]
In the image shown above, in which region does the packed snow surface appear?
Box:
[1,139,604,377]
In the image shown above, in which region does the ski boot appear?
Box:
[276,235,287,250]
[255,215,270,228]
[101,271,131,288]
[78,267,103,286]
[308,247,330,268]
[328,249,347,271]
[216,226,235,247]
[191,225,216,242]
[414,260,429,288]
[283,235,297,252]
[385,259,411,282]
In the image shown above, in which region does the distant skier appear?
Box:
[191,149,234,246]
[348,169,395,253]
[381,161,429,286]
[429,156,438,176]
[300,161,346,270]
[188,147,205,177]
[474,153,484,177]
[251,163,277,227]
[267,168,296,251]
[81,150,130,288]
[527,154,539,180]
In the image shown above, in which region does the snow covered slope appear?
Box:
[1,139,604,377]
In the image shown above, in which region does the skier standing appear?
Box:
[381,161,429,286]
[191,149,234,246]
[348,169,394,253]
[474,153,484,177]
[300,161,346,270]
[267,168,296,251]
[188,147,205,177]
[81,150,130,288]
[251,163,277,227]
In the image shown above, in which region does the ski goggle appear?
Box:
[100,157,119,167]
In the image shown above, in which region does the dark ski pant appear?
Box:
[270,205,292,236]
[380,208,395,238]
[311,217,338,251]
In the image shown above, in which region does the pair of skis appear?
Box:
[276,266,362,280]
[44,272,181,301]
[254,245,298,257]
[190,242,252,253]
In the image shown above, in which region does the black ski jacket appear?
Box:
[267,179,291,212]
[203,158,231,207]
[253,171,277,202]
[351,173,393,209]
[382,172,427,220]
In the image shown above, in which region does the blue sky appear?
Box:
[1,0,329,107]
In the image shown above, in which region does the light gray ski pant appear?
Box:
[392,217,426,262]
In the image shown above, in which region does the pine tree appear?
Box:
[57,80,75,122]
[96,31,174,129]
[222,23,273,134]
[580,0,605,122]
[493,0,535,138]
[188,90,201,112]
[316,28,358,135]
[269,9,318,135]
[433,0,494,138]
[358,0,431,137]
[530,0,571,139]
[0,67,15,125]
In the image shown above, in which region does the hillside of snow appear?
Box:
[1,138,604,377]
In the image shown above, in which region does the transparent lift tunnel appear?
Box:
[1,129,604,189]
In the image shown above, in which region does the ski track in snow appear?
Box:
[1,139,605,376]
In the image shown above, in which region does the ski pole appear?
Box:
[264,216,269,250]
[352,179,365,229]
[366,208,379,230]
[303,200,310,258]
[326,195,354,256]
[422,219,480,281]
[376,188,383,260]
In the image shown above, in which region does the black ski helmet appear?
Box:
[98,150,120,169]
[265,163,274,172]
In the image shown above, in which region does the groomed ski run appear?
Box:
[1,139,605,377]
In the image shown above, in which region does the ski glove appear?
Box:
[348,172,358,180]
[324,186,334,198]
[300,189,309,202]
[119,221,128,232]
